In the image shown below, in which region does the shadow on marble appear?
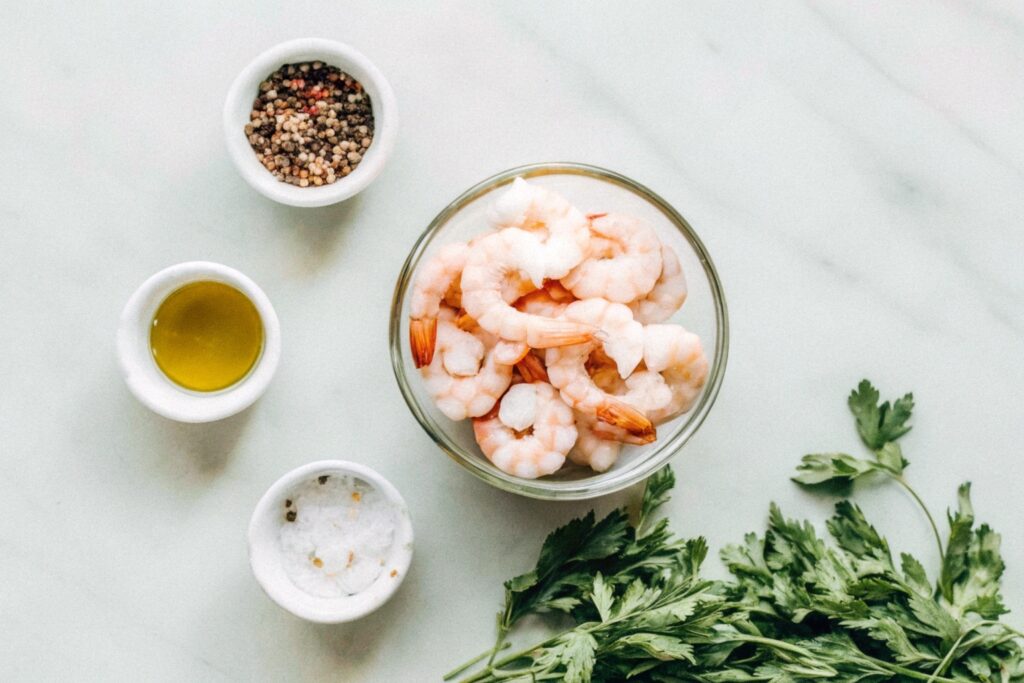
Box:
[119,385,254,480]
[267,194,364,275]
[308,570,410,672]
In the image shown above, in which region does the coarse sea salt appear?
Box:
[279,474,396,598]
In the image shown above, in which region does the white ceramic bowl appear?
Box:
[223,38,398,207]
[117,261,281,423]
[248,460,414,623]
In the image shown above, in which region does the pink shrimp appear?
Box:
[642,324,708,423]
[514,280,577,318]
[473,382,577,479]
[569,415,621,473]
[487,177,591,282]
[460,229,596,348]
[409,242,471,368]
[419,318,513,421]
[629,244,687,324]
[544,300,654,441]
[562,213,663,304]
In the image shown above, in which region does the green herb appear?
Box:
[449,380,1024,682]
[793,379,943,559]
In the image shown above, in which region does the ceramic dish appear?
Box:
[248,460,414,623]
[223,38,398,207]
[389,163,728,500]
[117,261,281,423]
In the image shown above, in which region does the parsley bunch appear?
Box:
[448,380,1023,682]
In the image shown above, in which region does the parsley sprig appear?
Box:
[792,380,944,560]
[448,380,1024,682]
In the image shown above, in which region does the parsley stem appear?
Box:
[927,621,1024,682]
[443,643,510,681]
[892,475,944,561]
[881,661,958,683]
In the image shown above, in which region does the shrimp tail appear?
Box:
[526,319,597,349]
[596,400,656,443]
[410,318,437,368]
[515,353,549,383]
[455,311,477,331]
[591,422,654,446]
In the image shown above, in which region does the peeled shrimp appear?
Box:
[410,242,470,368]
[515,351,549,384]
[642,324,708,423]
[562,214,662,304]
[488,178,591,283]
[461,229,596,348]
[629,244,687,324]
[453,311,530,366]
[560,298,644,379]
[514,280,576,318]
[586,353,670,445]
[473,382,577,479]
[569,415,621,473]
[568,368,671,472]
[411,241,538,367]
[545,301,655,442]
[420,318,513,421]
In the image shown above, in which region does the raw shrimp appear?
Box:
[545,301,655,443]
[488,177,591,282]
[562,213,663,304]
[461,229,596,348]
[569,416,621,473]
[642,324,708,424]
[473,382,577,479]
[409,242,470,368]
[419,318,513,421]
[629,244,687,324]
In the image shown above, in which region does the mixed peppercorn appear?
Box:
[245,62,374,187]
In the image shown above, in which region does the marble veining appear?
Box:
[1,1,1022,680]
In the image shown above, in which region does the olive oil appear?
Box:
[150,281,263,392]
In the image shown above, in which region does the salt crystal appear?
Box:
[279,475,396,598]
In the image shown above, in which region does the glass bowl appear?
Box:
[389,163,728,500]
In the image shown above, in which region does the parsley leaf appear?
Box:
[849,379,914,449]
[639,465,674,531]
[559,631,596,683]
[792,452,878,486]
[451,383,1024,683]
[875,441,908,475]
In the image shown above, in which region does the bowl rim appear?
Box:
[117,261,282,423]
[389,162,729,500]
[223,37,398,208]
[247,459,414,623]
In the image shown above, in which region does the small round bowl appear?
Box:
[389,163,729,500]
[117,261,281,423]
[223,38,398,207]
[248,460,414,623]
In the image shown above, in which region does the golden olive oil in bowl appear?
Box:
[150,281,264,392]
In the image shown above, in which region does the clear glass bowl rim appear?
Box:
[388,162,729,500]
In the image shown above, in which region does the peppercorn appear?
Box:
[245,61,374,186]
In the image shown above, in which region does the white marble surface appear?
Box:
[2,1,1023,680]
